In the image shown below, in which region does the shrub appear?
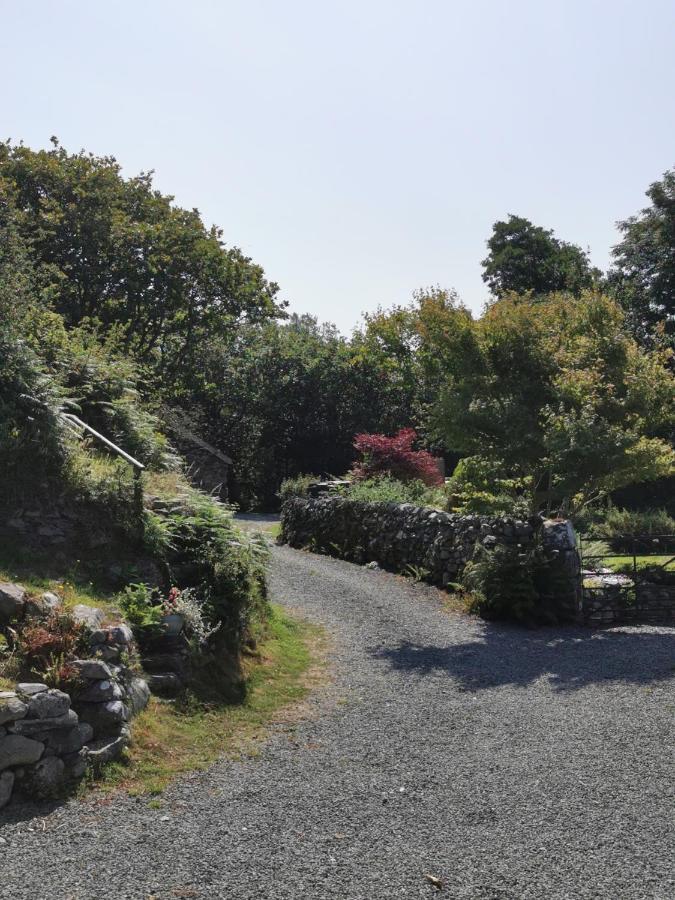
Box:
[461,540,561,624]
[119,583,163,637]
[589,507,675,552]
[351,428,443,486]
[17,611,89,676]
[278,474,317,503]
[447,456,530,516]
[344,475,445,507]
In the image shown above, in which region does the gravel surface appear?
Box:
[2,545,674,899]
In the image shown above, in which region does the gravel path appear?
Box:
[2,545,674,899]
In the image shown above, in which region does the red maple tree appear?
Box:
[351,428,443,486]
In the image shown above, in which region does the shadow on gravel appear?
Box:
[370,625,675,692]
[0,795,66,827]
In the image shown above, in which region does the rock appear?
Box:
[24,595,50,619]
[71,659,113,680]
[43,720,92,756]
[63,747,88,779]
[86,730,130,767]
[77,722,94,745]
[365,561,380,570]
[0,582,26,624]
[41,592,63,612]
[23,755,65,799]
[126,677,150,715]
[77,700,127,736]
[0,734,44,770]
[147,673,181,696]
[78,679,124,703]
[107,624,134,645]
[16,682,48,697]
[93,645,121,663]
[10,710,78,736]
[26,689,71,720]
[71,605,105,630]
[0,770,14,808]
[0,693,27,725]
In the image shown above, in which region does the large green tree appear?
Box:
[609,167,675,347]
[482,214,600,298]
[0,139,283,373]
[429,291,674,513]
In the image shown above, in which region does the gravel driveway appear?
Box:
[2,545,674,899]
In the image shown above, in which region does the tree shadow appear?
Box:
[369,624,675,692]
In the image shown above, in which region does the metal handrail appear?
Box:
[61,412,145,523]
[61,413,145,470]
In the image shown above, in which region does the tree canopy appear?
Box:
[609,168,675,347]
[482,214,600,298]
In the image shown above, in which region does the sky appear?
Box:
[1,0,674,333]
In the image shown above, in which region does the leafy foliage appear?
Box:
[610,168,675,347]
[587,507,675,552]
[351,428,443,486]
[430,291,675,513]
[278,474,318,503]
[461,541,560,624]
[343,475,445,507]
[482,214,600,298]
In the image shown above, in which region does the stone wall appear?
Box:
[582,584,675,627]
[280,497,581,619]
[0,584,149,809]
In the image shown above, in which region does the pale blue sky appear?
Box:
[2,0,673,332]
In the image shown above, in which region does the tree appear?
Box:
[351,428,443,485]
[0,139,283,371]
[609,168,675,347]
[188,314,418,506]
[430,291,675,513]
[482,215,600,298]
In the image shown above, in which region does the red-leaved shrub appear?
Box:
[351,428,443,486]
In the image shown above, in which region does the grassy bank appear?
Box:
[97,605,325,797]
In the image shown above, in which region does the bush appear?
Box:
[0,326,69,497]
[589,507,675,552]
[461,540,561,624]
[17,611,89,684]
[343,475,445,507]
[447,456,530,516]
[351,428,444,486]
[278,474,317,503]
[145,486,269,647]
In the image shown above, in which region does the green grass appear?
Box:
[95,605,325,796]
[604,555,674,571]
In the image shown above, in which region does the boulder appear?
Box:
[147,673,181,697]
[0,582,26,624]
[126,677,150,715]
[86,729,130,767]
[10,710,78,736]
[0,693,27,725]
[71,659,113,681]
[77,700,127,736]
[78,679,124,703]
[41,591,63,612]
[71,605,105,630]
[23,755,65,799]
[0,734,44,771]
[62,747,88,779]
[43,720,92,755]
[0,770,14,808]
[16,682,48,697]
[107,624,134,645]
[26,689,71,720]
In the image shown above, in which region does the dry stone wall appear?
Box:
[280,497,581,619]
[0,585,150,809]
